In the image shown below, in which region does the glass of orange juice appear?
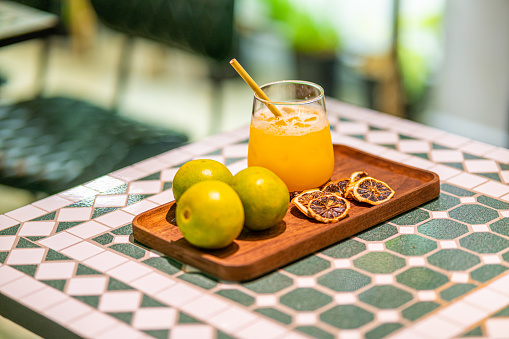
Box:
[247,80,335,192]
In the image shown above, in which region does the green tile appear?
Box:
[490,218,509,237]
[470,264,508,282]
[140,295,167,308]
[365,323,403,339]
[11,264,37,277]
[0,224,20,235]
[103,184,128,195]
[93,233,114,245]
[178,312,201,324]
[16,238,39,248]
[449,205,499,224]
[503,250,509,263]
[354,252,406,274]
[321,238,366,258]
[477,195,509,210]
[68,197,95,207]
[25,236,46,242]
[107,278,134,290]
[359,286,412,309]
[76,263,102,275]
[127,194,153,205]
[138,173,161,181]
[162,182,172,191]
[440,284,477,301]
[381,144,396,150]
[440,184,476,197]
[320,305,374,329]
[385,234,437,256]
[255,308,292,324]
[280,288,332,311]
[461,326,483,337]
[225,157,246,166]
[0,252,8,264]
[178,273,218,290]
[216,289,254,307]
[56,221,84,233]
[31,211,56,221]
[427,249,481,271]
[45,248,72,261]
[216,330,235,339]
[112,224,133,235]
[143,330,168,339]
[389,209,430,226]
[494,305,509,317]
[478,173,502,181]
[109,243,145,259]
[296,326,334,339]
[460,232,509,253]
[417,219,469,239]
[432,143,451,149]
[318,269,371,292]
[444,162,464,170]
[143,257,182,275]
[421,193,461,211]
[41,279,66,291]
[402,301,440,321]
[92,207,119,219]
[283,255,330,276]
[356,223,398,241]
[463,153,484,160]
[74,295,100,308]
[109,312,133,324]
[396,267,448,290]
[243,272,293,293]
[410,153,429,159]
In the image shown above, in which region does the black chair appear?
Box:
[89,0,238,133]
[0,2,191,196]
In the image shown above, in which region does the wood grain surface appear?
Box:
[133,145,440,281]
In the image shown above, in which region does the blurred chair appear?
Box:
[0,1,189,196]
[89,0,238,133]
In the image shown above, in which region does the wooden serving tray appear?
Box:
[133,145,440,281]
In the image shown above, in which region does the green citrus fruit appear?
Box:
[231,166,289,231]
[173,159,233,202]
[176,180,244,249]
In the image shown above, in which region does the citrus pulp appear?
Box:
[176,180,244,249]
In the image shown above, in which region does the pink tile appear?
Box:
[66,221,109,239]
[94,210,133,228]
[169,324,215,339]
[235,318,287,339]
[474,181,509,198]
[147,190,174,205]
[208,306,258,333]
[18,221,56,236]
[131,307,177,330]
[6,248,46,265]
[94,194,128,208]
[31,195,73,212]
[67,276,108,296]
[0,236,16,251]
[157,149,193,166]
[130,272,176,295]
[0,265,25,286]
[22,286,68,312]
[82,251,128,271]
[83,175,126,192]
[0,215,19,230]
[58,186,99,202]
[1,275,46,299]
[61,241,104,261]
[35,262,76,280]
[133,157,169,173]
[68,311,120,338]
[57,207,93,221]
[5,205,47,222]
[98,291,142,312]
[123,200,159,215]
[107,261,152,283]
[110,167,149,182]
[44,298,94,325]
[95,323,144,339]
[39,232,82,251]
[447,172,488,189]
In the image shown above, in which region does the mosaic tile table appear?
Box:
[1,99,509,339]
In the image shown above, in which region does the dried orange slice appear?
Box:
[308,194,350,223]
[352,177,394,205]
[345,171,369,199]
[322,179,349,196]
[291,189,324,217]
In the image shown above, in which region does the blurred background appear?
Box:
[1,0,509,337]
[1,0,509,210]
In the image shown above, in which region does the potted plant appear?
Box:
[261,0,341,96]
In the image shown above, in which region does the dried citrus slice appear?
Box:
[345,171,369,199]
[322,179,349,196]
[352,177,394,205]
[291,189,324,217]
[308,194,350,223]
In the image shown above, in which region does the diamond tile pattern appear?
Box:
[1,100,509,338]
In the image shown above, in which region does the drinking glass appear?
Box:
[247,80,335,192]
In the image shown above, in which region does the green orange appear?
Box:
[176,180,244,249]
[231,166,289,231]
[172,159,233,202]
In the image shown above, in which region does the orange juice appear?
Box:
[248,105,334,192]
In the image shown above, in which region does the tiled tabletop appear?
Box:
[1,99,509,339]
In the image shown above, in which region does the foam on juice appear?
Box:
[252,105,328,136]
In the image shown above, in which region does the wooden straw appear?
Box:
[230,59,282,117]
